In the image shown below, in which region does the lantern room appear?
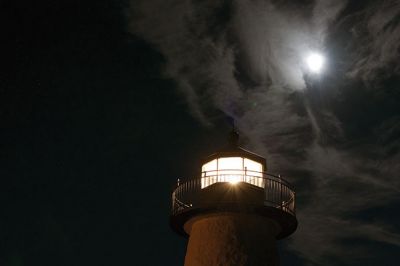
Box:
[201,155,265,188]
[200,129,267,188]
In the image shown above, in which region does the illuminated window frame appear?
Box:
[201,157,264,189]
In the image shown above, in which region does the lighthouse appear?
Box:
[170,130,297,266]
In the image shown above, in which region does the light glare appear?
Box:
[227,175,241,185]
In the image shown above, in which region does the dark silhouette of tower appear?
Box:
[170,131,297,266]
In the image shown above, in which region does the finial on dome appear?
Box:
[227,117,239,147]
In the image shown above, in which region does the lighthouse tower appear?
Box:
[170,131,297,266]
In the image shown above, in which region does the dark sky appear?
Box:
[9,1,209,265]
[7,1,400,266]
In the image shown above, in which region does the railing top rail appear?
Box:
[176,169,294,189]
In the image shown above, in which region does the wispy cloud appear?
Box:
[128,0,400,264]
[346,0,400,83]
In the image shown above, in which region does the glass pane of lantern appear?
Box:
[244,158,263,187]
[202,159,217,175]
[244,158,262,173]
[217,157,243,184]
[201,159,217,188]
[218,157,242,170]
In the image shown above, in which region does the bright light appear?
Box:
[201,157,264,189]
[306,53,324,73]
[227,175,241,185]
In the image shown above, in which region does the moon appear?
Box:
[306,53,324,73]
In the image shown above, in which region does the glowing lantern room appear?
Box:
[200,131,266,189]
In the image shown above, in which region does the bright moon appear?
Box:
[306,53,324,73]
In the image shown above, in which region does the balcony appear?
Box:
[170,169,297,239]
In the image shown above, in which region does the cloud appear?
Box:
[128,0,400,264]
[342,0,400,83]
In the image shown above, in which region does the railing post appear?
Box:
[172,192,175,212]
[279,175,283,210]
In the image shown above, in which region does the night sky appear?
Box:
[7,1,400,266]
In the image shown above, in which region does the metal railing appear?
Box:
[172,170,296,216]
